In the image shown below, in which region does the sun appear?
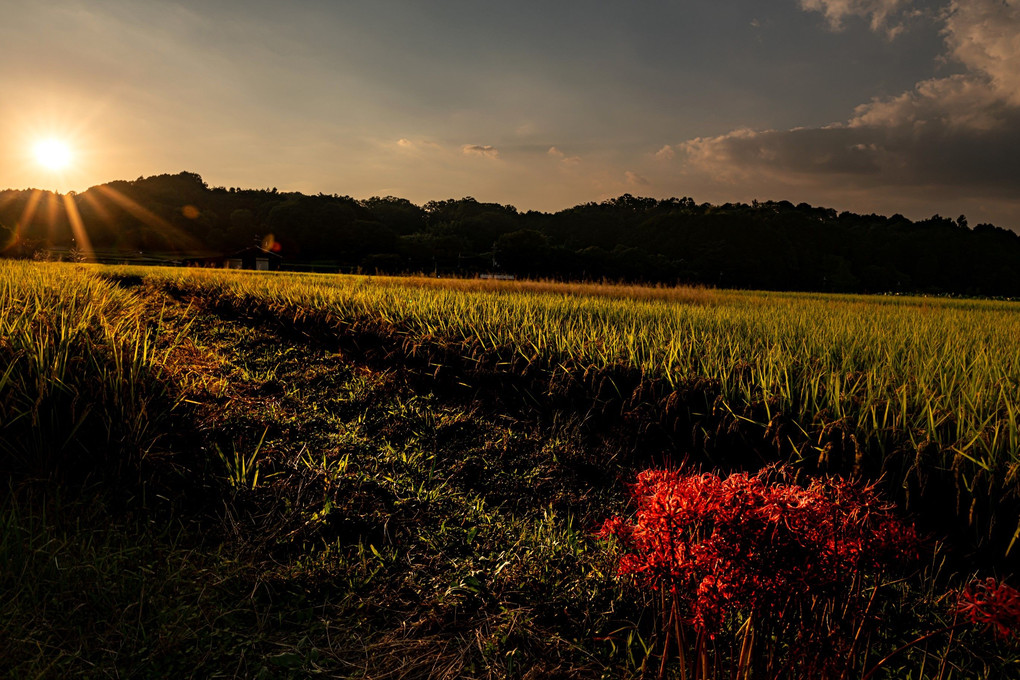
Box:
[33,138,73,170]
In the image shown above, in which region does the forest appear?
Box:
[2,171,1019,296]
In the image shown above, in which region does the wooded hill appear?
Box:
[2,171,1019,296]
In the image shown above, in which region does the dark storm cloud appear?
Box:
[673,0,1020,203]
[679,111,1020,195]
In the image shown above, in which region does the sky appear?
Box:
[2,0,1019,229]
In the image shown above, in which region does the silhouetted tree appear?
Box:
[494,229,548,274]
[2,173,1018,296]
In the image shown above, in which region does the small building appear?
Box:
[185,246,282,271]
[225,246,282,271]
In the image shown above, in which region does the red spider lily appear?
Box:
[599,466,921,636]
[957,578,1020,640]
[863,578,1020,679]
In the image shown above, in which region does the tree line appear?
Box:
[2,171,1019,296]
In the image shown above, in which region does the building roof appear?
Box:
[230,246,283,259]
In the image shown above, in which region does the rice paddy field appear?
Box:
[2,260,1019,678]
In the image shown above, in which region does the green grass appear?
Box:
[0,261,179,478]
[131,266,1020,472]
[3,260,1019,678]
[117,265,1020,558]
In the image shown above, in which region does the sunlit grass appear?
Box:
[128,266,1020,475]
[5,260,1019,677]
[0,261,171,475]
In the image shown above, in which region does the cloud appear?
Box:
[624,170,650,186]
[462,144,500,159]
[548,146,581,165]
[670,0,1020,205]
[654,144,676,161]
[942,0,1020,106]
[394,138,442,153]
[848,75,1010,130]
[799,0,914,37]
[677,115,1020,192]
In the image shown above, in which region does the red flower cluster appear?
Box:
[599,467,920,634]
[957,578,1020,640]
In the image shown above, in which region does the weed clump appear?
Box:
[600,466,923,677]
[958,578,1020,640]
